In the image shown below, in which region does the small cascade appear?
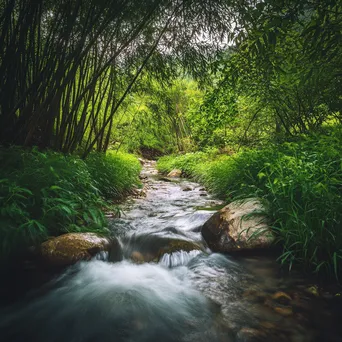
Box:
[0,261,221,342]
[94,251,109,261]
[159,250,201,268]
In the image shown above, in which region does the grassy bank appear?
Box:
[158,127,342,279]
[0,148,141,259]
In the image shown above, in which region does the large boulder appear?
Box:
[40,233,111,266]
[167,169,182,177]
[201,199,274,253]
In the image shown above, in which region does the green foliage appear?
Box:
[157,148,219,177]
[0,0,234,155]
[157,126,342,279]
[114,78,202,155]
[0,147,140,258]
[185,1,342,152]
[85,152,141,200]
[186,80,238,148]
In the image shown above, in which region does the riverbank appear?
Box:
[1,160,342,342]
[157,126,342,279]
[0,147,141,262]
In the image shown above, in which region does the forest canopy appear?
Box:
[1,0,340,156]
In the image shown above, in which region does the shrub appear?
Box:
[0,147,141,259]
[157,148,219,177]
[85,151,141,200]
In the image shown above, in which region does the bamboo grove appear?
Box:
[0,0,341,156]
[0,0,239,156]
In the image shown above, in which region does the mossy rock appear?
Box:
[40,233,110,266]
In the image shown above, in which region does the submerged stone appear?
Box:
[273,306,293,316]
[159,177,174,182]
[237,327,267,341]
[272,291,292,305]
[157,239,203,258]
[130,251,146,263]
[125,234,204,264]
[305,285,320,297]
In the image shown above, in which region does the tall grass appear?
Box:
[0,147,141,259]
[157,148,219,177]
[85,152,141,200]
[157,127,342,278]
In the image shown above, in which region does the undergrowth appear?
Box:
[86,151,142,200]
[157,126,342,279]
[0,147,141,259]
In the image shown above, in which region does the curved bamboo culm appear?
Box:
[0,0,236,156]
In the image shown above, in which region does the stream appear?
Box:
[0,160,342,342]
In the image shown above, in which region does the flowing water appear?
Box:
[0,161,342,342]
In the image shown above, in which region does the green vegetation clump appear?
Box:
[157,149,219,177]
[0,148,141,258]
[157,127,342,278]
[86,152,142,200]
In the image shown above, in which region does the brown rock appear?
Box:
[123,231,205,265]
[157,239,203,258]
[260,321,276,330]
[305,285,320,297]
[167,169,182,177]
[237,327,266,341]
[132,188,146,198]
[41,233,110,266]
[131,251,145,263]
[271,291,292,305]
[201,199,274,253]
[159,177,173,182]
[274,306,293,316]
[243,289,268,302]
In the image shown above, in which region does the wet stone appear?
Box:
[237,327,266,341]
[167,169,182,177]
[130,251,145,263]
[243,289,268,303]
[273,306,293,316]
[259,321,276,330]
[201,198,274,253]
[271,291,292,305]
[305,285,320,297]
